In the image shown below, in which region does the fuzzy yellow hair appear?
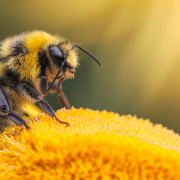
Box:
[0,31,79,82]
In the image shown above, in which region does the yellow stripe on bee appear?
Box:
[0,37,14,58]
[6,54,41,82]
[0,63,7,77]
[25,31,62,53]
[23,102,42,117]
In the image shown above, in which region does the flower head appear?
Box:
[0,107,180,179]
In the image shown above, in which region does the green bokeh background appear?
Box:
[1,0,180,132]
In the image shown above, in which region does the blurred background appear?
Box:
[1,0,180,132]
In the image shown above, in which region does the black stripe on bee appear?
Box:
[38,50,51,76]
[6,70,20,80]
[11,42,27,56]
[5,70,21,88]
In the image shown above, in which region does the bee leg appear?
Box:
[40,98,70,126]
[21,83,70,126]
[48,82,70,109]
[40,76,48,96]
[8,112,30,129]
[0,88,30,129]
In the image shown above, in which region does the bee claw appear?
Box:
[25,125,31,130]
[65,122,70,127]
[24,124,31,132]
[55,116,70,127]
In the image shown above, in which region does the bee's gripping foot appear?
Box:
[55,116,70,127]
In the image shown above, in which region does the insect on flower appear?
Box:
[0,30,101,133]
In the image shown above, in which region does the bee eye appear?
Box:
[49,46,64,65]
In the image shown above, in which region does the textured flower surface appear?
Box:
[0,107,180,180]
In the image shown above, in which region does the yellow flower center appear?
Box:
[0,107,180,179]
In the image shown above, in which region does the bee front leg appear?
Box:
[40,76,48,96]
[20,83,70,126]
[0,88,30,130]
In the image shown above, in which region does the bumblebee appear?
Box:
[0,30,101,133]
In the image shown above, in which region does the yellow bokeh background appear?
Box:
[0,0,180,132]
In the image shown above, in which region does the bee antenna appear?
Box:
[71,43,101,66]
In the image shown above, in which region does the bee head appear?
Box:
[47,43,101,92]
